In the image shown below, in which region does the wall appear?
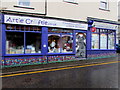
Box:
[118,1,120,44]
[1,0,46,14]
[47,0,118,21]
[0,0,118,22]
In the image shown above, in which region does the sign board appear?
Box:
[93,22,118,30]
[4,15,88,30]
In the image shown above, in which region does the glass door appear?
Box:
[75,32,86,58]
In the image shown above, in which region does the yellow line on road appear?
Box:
[1,61,120,78]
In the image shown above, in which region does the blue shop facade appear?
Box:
[0,14,118,67]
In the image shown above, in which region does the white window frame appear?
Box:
[100,0,109,10]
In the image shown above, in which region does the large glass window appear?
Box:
[108,31,115,49]
[100,34,107,49]
[91,28,115,50]
[6,32,24,54]
[48,28,73,53]
[76,32,86,57]
[6,25,42,54]
[48,34,61,53]
[62,35,73,53]
[25,33,41,53]
[92,34,99,49]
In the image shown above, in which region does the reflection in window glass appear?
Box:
[19,0,30,6]
[6,32,24,54]
[108,33,115,49]
[100,34,107,49]
[48,34,61,53]
[25,33,41,53]
[92,34,99,49]
[62,35,73,53]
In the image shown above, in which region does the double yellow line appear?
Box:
[1,61,120,78]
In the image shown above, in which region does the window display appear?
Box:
[91,28,115,50]
[48,28,73,53]
[92,34,99,49]
[76,32,86,57]
[108,32,115,49]
[100,34,107,49]
[62,35,73,53]
[25,33,41,53]
[6,32,24,54]
[48,34,61,53]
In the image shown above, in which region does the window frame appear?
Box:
[5,24,42,56]
[47,28,74,54]
[99,0,109,11]
[91,28,115,50]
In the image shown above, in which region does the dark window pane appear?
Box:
[6,32,24,54]
[25,33,41,53]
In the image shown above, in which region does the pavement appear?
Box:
[1,53,120,74]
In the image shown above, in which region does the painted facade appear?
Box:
[0,0,118,67]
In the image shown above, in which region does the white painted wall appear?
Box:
[0,0,118,22]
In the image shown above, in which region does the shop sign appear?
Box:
[91,27,96,32]
[93,22,118,30]
[4,15,88,30]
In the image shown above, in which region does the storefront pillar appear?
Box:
[41,27,48,55]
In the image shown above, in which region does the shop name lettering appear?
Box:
[5,17,56,26]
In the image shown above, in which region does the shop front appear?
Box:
[1,14,88,67]
[87,18,118,59]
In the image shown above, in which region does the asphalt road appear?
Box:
[2,60,119,88]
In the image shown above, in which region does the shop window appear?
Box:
[48,28,73,53]
[62,35,73,53]
[108,31,115,49]
[25,33,41,53]
[76,32,86,57]
[6,32,24,54]
[48,34,61,53]
[91,28,115,50]
[92,34,99,49]
[100,34,107,49]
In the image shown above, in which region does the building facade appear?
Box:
[118,1,120,44]
[0,0,118,67]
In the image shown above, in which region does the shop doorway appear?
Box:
[75,32,86,58]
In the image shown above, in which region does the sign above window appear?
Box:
[93,22,118,30]
[4,15,88,30]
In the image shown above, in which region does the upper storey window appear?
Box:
[100,0,109,10]
[18,0,30,6]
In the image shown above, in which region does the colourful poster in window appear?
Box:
[92,34,99,49]
[100,34,107,49]
[108,34,114,49]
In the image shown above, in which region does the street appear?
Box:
[1,55,120,88]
